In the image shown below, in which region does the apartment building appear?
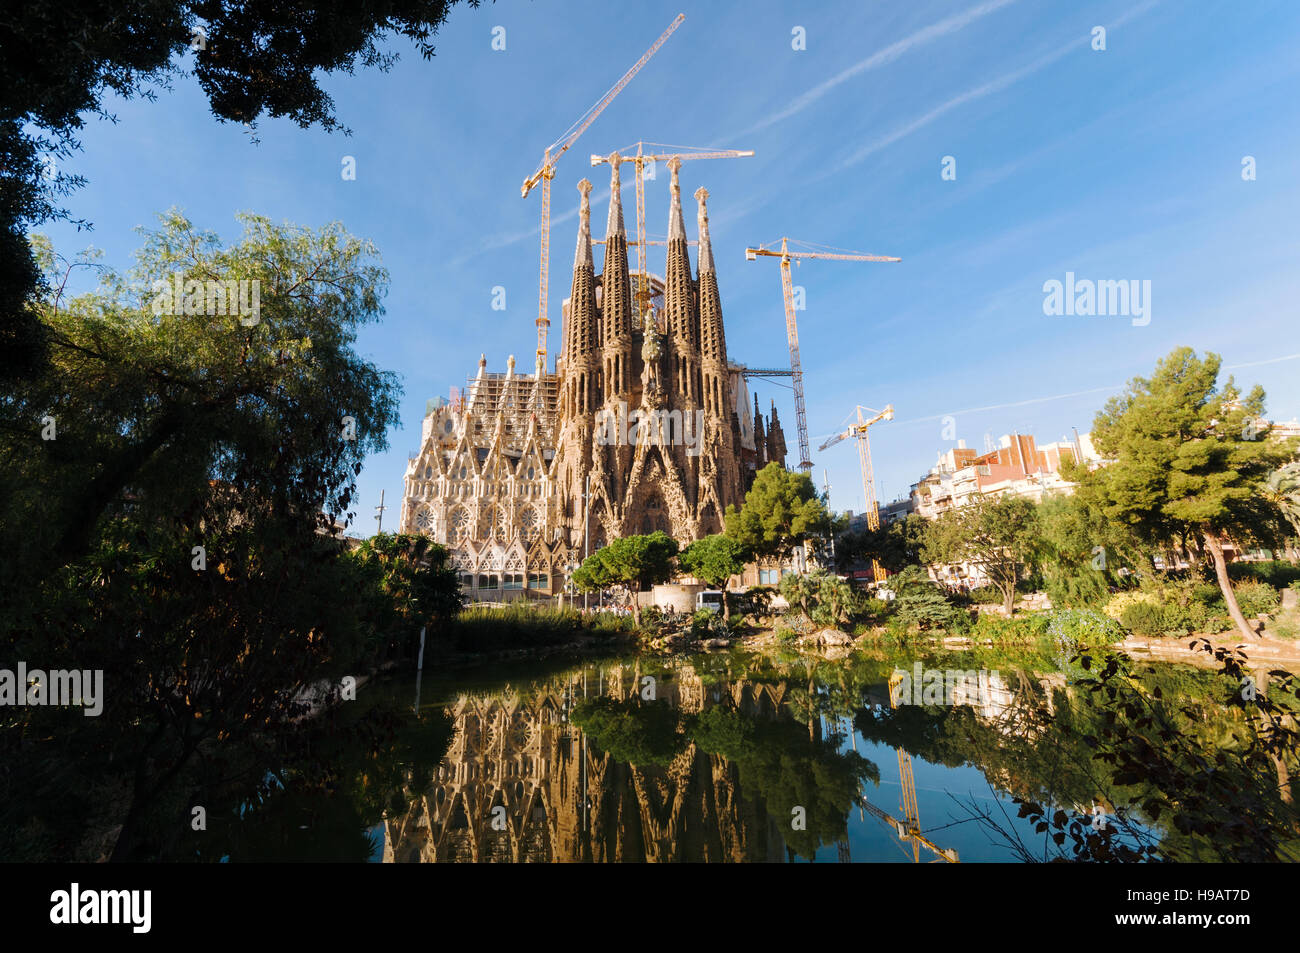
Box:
[910,432,1101,520]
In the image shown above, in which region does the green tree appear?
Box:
[1,0,476,379]
[3,210,396,586]
[0,211,400,861]
[1262,462,1300,560]
[1083,348,1297,640]
[923,493,1039,614]
[678,534,747,618]
[571,532,679,625]
[779,572,817,623]
[836,512,927,574]
[348,532,462,660]
[725,462,831,562]
[1032,493,1145,608]
[889,565,965,631]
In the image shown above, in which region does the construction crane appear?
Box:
[857,670,959,863]
[820,404,894,583]
[521,13,685,375]
[744,238,900,471]
[592,143,753,313]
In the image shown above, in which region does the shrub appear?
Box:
[1190,583,1226,609]
[1267,616,1299,641]
[777,609,812,636]
[883,617,914,642]
[1233,579,1281,618]
[689,608,730,639]
[971,612,1050,642]
[1227,560,1300,589]
[968,585,1002,605]
[811,573,857,629]
[450,604,636,651]
[1104,590,1159,622]
[891,566,965,631]
[779,573,818,621]
[731,585,775,620]
[1047,608,1126,647]
[1120,600,1167,637]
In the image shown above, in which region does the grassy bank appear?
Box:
[441,605,639,654]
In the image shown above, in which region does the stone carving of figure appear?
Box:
[640,312,662,397]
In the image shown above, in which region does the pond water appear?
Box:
[223,643,1299,863]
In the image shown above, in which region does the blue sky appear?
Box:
[41,0,1300,528]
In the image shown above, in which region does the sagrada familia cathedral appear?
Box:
[399,158,786,597]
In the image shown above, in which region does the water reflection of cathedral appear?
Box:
[381,664,792,863]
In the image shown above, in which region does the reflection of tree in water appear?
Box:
[301,643,1298,863]
[374,659,879,862]
[170,700,455,863]
[855,645,1300,862]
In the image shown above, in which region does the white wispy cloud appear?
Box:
[832,0,1161,173]
[732,0,1021,139]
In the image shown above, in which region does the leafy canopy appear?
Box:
[1,0,476,378]
[678,534,747,588]
[923,493,1039,613]
[725,462,831,560]
[1085,347,1295,544]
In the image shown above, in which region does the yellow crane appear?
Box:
[592,143,753,313]
[744,238,900,472]
[521,13,685,375]
[857,670,960,863]
[820,404,894,583]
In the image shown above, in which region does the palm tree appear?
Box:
[1263,463,1300,560]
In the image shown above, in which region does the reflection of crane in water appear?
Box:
[857,672,959,863]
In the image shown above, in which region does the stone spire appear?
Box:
[565,178,599,415]
[694,186,715,273]
[574,178,594,273]
[663,157,698,407]
[605,153,626,238]
[767,399,787,465]
[695,185,728,416]
[600,155,634,400]
[667,157,687,241]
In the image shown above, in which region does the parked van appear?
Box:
[696,590,724,614]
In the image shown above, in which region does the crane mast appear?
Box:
[745,238,900,471]
[857,670,960,863]
[820,404,894,582]
[521,13,685,374]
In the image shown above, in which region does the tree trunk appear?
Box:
[721,589,730,621]
[1001,562,1016,615]
[1205,531,1258,641]
[630,588,640,627]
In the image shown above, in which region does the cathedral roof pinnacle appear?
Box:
[574,178,594,272]
[694,186,714,273]
[605,154,625,239]
[667,157,686,242]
